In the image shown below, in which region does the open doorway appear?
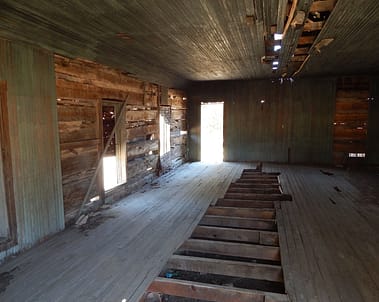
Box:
[201,102,224,162]
[102,101,126,191]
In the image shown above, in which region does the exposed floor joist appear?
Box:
[1,162,378,302]
[144,167,290,301]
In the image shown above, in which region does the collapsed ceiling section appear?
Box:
[0,0,378,87]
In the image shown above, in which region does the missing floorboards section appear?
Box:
[141,164,291,302]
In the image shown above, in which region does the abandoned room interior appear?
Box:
[0,0,378,301]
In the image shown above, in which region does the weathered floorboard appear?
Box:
[191,225,279,246]
[1,163,378,302]
[166,255,283,282]
[178,238,281,261]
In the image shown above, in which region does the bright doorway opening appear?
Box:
[102,102,126,191]
[201,102,224,162]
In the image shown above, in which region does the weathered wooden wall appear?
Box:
[333,76,369,166]
[189,78,336,164]
[0,39,64,261]
[367,77,379,165]
[55,56,187,219]
[160,89,188,172]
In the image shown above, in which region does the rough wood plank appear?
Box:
[166,255,283,282]
[206,206,275,219]
[227,187,281,194]
[178,239,280,261]
[147,278,289,302]
[200,215,276,231]
[230,182,281,189]
[224,193,292,201]
[216,198,275,208]
[192,225,279,246]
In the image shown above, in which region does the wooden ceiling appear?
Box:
[0,0,378,87]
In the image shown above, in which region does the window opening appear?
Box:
[102,102,126,191]
[160,106,171,156]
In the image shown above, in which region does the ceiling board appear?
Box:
[0,0,378,87]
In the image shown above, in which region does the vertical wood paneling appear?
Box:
[189,79,335,164]
[0,38,64,259]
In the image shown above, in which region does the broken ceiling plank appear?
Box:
[298,35,317,45]
[276,0,290,33]
[291,55,308,62]
[294,47,310,55]
[283,0,299,36]
[310,0,337,13]
[289,0,338,77]
[304,20,324,32]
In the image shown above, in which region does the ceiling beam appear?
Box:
[310,0,336,13]
[304,20,324,32]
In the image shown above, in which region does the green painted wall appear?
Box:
[189,78,336,164]
[0,38,64,259]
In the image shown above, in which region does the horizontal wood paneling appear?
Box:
[0,38,64,260]
[189,78,335,164]
[333,76,369,165]
[55,55,162,218]
[160,89,188,172]
[367,77,379,165]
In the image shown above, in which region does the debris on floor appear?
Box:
[320,169,334,176]
[0,271,14,293]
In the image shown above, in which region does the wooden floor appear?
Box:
[0,162,378,302]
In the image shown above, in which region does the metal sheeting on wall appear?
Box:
[189,78,336,164]
[0,38,64,259]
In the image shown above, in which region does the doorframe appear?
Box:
[101,100,127,191]
[0,81,18,251]
[200,101,224,162]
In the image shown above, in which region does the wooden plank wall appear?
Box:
[55,55,188,220]
[367,77,379,165]
[160,89,187,172]
[333,76,369,166]
[0,39,64,261]
[189,78,335,164]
